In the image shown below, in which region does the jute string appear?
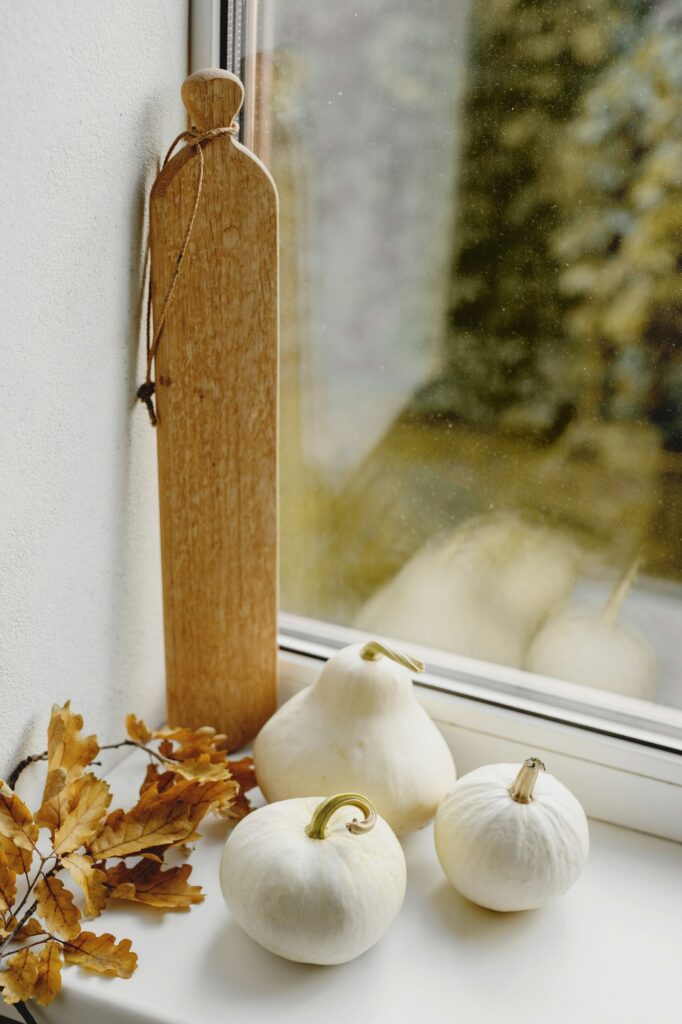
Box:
[137,123,239,426]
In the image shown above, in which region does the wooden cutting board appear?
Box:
[149,69,278,748]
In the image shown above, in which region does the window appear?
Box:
[194,0,682,836]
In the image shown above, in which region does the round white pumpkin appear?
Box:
[526,606,657,699]
[435,758,589,912]
[220,793,406,964]
[254,641,456,835]
[527,558,657,700]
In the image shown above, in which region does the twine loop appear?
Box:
[138,121,239,426]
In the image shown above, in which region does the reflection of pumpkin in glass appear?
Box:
[527,559,658,699]
[356,513,582,668]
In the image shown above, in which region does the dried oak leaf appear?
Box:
[153,725,225,747]
[223,791,252,820]
[1,947,41,1004]
[157,726,229,763]
[140,755,252,820]
[227,755,257,794]
[88,804,195,858]
[102,807,125,831]
[53,773,112,855]
[36,703,99,835]
[105,861,203,910]
[220,755,256,819]
[13,917,45,941]
[135,774,237,827]
[33,940,63,1006]
[0,834,32,876]
[126,714,152,745]
[161,754,233,783]
[61,853,108,919]
[150,724,251,792]
[63,931,137,978]
[43,767,68,804]
[139,763,161,797]
[159,735,227,761]
[0,781,39,852]
[138,850,165,864]
[0,849,17,916]
[35,876,81,941]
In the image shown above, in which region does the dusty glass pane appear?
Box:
[251,0,682,711]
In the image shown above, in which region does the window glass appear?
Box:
[250,0,682,718]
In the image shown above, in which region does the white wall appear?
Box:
[0,1,188,789]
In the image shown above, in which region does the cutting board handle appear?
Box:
[181,68,244,130]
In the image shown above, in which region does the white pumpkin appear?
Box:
[526,559,657,700]
[220,793,406,964]
[435,758,589,912]
[254,640,456,834]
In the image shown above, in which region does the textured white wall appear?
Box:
[0,1,188,788]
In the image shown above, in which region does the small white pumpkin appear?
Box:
[526,559,657,700]
[220,793,406,964]
[435,757,589,912]
[254,640,456,834]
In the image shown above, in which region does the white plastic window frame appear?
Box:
[190,0,682,842]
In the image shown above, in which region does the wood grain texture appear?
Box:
[150,69,278,747]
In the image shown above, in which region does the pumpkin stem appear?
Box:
[602,556,641,626]
[360,640,425,674]
[305,793,377,840]
[509,757,546,804]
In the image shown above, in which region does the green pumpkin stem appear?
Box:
[360,640,425,675]
[509,757,546,804]
[305,793,377,840]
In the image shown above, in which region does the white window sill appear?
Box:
[9,747,681,1024]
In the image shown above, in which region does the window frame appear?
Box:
[190,0,682,841]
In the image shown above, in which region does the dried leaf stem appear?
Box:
[12,999,39,1024]
[8,740,169,792]
[2,863,59,953]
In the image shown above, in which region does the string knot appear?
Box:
[137,381,157,426]
[186,123,239,148]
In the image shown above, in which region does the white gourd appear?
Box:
[526,559,657,700]
[435,758,589,912]
[254,640,456,835]
[220,793,406,964]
